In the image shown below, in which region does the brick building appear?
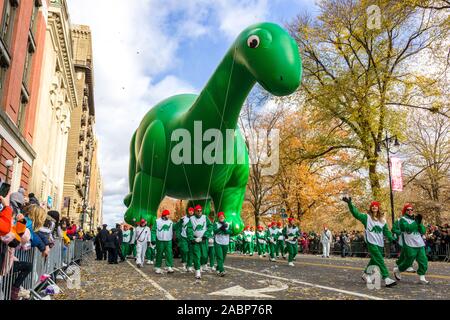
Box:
[0,0,48,191]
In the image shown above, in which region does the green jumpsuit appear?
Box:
[347,202,393,279]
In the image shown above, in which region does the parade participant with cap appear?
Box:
[207,214,216,271]
[131,218,151,268]
[213,212,232,276]
[256,225,268,258]
[342,196,397,287]
[284,218,300,266]
[228,234,236,254]
[121,224,132,259]
[235,231,243,254]
[393,203,429,284]
[152,209,174,274]
[276,221,286,259]
[392,214,415,273]
[187,204,213,279]
[243,225,254,256]
[267,222,279,262]
[320,224,332,258]
[176,207,195,272]
[145,223,157,265]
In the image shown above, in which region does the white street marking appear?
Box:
[126,261,175,300]
[226,265,384,300]
[209,280,288,298]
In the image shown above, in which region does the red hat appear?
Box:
[370,201,380,208]
[402,203,413,215]
[272,221,276,226]
[288,217,295,223]
[217,212,225,218]
[257,225,264,230]
[140,219,147,224]
[277,222,282,227]
[195,205,202,211]
[162,210,170,217]
[188,207,194,213]
[245,225,250,230]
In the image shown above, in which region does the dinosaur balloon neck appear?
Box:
[188,46,255,129]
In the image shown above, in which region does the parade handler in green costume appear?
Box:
[342,197,397,287]
[121,224,132,258]
[188,205,213,279]
[392,216,415,273]
[256,225,268,257]
[177,207,195,272]
[393,204,429,284]
[152,210,175,274]
[267,222,279,262]
[276,221,285,259]
[284,218,300,266]
[207,215,216,271]
[213,212,232,277]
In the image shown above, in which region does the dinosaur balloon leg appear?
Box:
[124,22,302,235]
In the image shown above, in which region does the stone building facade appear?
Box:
[29,0,77,209]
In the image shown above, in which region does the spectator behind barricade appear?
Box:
[27,193,39,206]
[9,187,26,216]
[0,196,13,237]
[66,221,77,239]
[58,218,71,246]
[0,195,33,300]
[47,210,60,239]
[23,204,51,258]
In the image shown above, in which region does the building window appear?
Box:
[22,38,35,88]
[29,0,40,36]
[1,0,19,50]
[17,94,28,131]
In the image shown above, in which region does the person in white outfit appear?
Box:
[132,219,151,268]
[321,225,332,258]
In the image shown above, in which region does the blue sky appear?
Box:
[67,0,318,226]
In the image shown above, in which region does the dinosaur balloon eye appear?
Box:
[247,35,260,48]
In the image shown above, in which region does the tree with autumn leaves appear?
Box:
[240,0,449,231]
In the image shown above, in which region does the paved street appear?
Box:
[56,253,450,300]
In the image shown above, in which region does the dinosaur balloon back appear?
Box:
[124,22,302,235]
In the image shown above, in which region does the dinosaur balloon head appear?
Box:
[235,22,302,96]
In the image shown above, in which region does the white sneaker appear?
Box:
[167,267,174,273]
[187,266,194,273]
[362,273,373,284]
[419,275,429,284]
[180,265,188,272]
[393,266,401,281]
[406,267,415,273]
[146,260,153,265]
[270,258,276,262]
[195,270,201,279]
[385,277,397,287]
[155,268,162,274]
[288,262,294,267]
[259,255,263,259]
[211,266,216,271]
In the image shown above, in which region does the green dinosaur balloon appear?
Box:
[124,22,302,235]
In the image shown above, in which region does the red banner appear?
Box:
[390,157,403,192]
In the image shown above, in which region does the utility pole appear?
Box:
[377,132,400,226]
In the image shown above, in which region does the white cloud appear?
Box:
[215,0,269,40]
[66,0,274,227]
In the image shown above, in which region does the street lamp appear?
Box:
[377,131,400,225]
[5,159,13,184]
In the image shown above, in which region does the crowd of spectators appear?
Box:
[297,225,449,261]
[1,188,93,300]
